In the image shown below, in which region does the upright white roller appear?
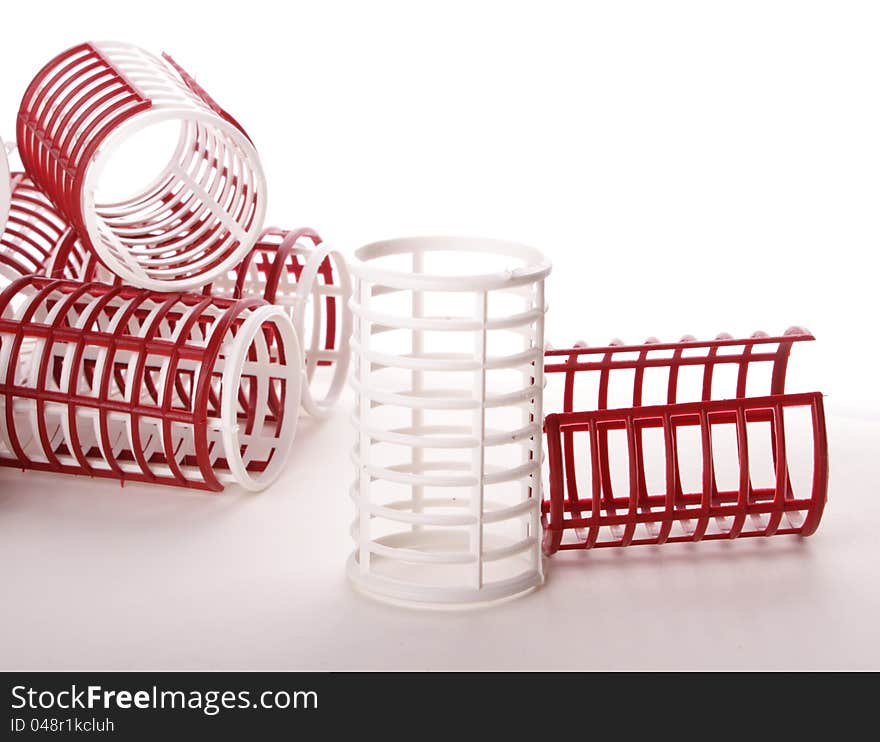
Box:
[348,237,551,605]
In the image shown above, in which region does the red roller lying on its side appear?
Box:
[541,330,828,554]
[0,276,302,492]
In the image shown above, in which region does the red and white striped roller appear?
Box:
[0,276,301,492]
[17,42,267,292]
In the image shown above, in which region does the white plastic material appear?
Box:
[348,236,551,605]
[0,139,10,238]
[216,304,303,491]
[20,42,267,292]
[206,229,353,418]
[290,243,352,418]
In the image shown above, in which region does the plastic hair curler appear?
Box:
[0,276,301,491]
[17,42,266,292]
[202,227,352,417]
[11,218,351,416]
[541,330,828,554]
[348,237,551,605]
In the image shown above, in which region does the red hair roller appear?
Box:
[541,330,828,554]
[0,276,301,491]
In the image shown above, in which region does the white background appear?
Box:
[0,0,878,670]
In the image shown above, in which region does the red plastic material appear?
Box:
[0,174,71,280]
[43,227,108,283]
[0,173,104,283]
[541,330,829,554]
[16,43,152,242]
[0,276,300,491]
[202,227,339,368]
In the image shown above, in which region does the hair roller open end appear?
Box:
[348,237,551,606]
[541,330,828,554]
[0,276,302,492]
[202,227,352,417]
[16,42,267,292]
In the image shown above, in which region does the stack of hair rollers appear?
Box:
[0,42,829,606]
[0,41,352,492]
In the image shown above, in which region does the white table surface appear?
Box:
[1,397,877,671]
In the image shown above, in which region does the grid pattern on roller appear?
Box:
[0,276,299,491]
[348,238,550,604]
[204,227,351,416]
[541,331,829,554]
